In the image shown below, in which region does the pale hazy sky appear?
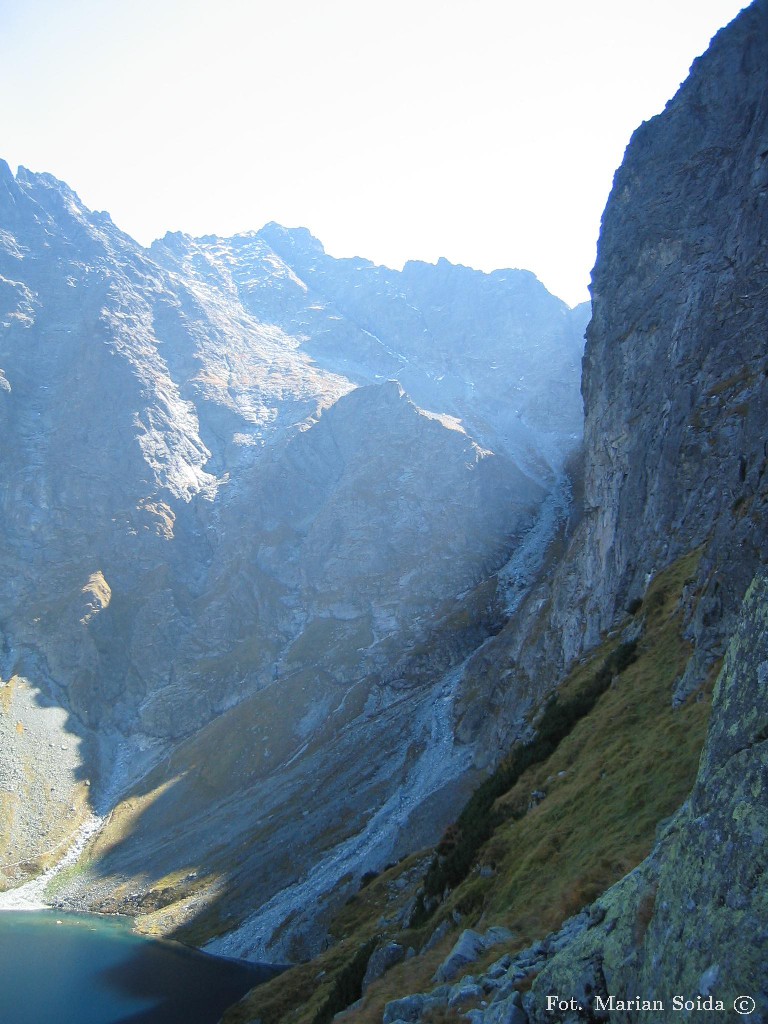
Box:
[0,0,748,305]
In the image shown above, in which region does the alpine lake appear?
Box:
[0,909,281,1023]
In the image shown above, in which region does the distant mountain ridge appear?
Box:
[0,164,586,958]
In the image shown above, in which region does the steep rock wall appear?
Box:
[468,0,768,755]
[578,0,768,672]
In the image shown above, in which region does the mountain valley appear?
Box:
[1,3,767,1022]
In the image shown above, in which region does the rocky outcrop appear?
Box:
[433,927,513,983]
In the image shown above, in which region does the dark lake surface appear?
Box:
[0,910,281,1023]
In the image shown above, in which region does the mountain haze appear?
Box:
[0,166,585,958]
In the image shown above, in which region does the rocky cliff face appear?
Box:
[0,169,584,955]
[576,0,768,675]
[456,0,768,756]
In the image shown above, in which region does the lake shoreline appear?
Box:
[0,909,283,1024]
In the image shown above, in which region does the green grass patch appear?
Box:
[414,640,639,912]
[437,548,712,944]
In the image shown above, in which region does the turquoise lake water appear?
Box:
[0,910,281,1023]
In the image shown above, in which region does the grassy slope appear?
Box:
[223,549,714,1024]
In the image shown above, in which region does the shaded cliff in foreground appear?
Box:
[224,3,768,1021]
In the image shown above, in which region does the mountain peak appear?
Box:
[257,222,326,257]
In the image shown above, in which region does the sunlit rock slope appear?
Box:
[0,163,585,954]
